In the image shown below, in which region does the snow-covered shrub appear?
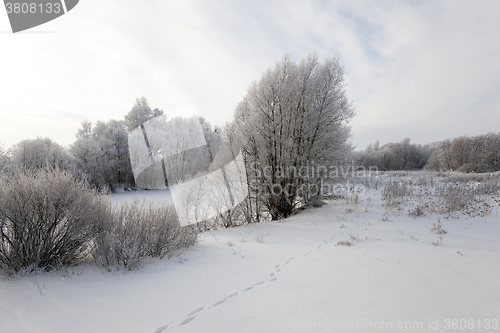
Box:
[430,220,446,234]
[92,201,198,270]
[381,172,500,217]
[382,180,415,210]
[0,169,107,276]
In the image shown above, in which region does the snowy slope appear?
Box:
[1,190,499,333]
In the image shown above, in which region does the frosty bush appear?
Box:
[93,201,198,270]
[0,169,199,276]
[382,172,500,217]
[0,169,107,276]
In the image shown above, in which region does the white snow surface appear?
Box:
[1,190,499,332]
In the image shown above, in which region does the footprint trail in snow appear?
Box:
[154,218,361,332]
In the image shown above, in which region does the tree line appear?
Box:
[355,133,500,173]
[0,97,222,192]
[425,133,500,172]
[355,138,437,171]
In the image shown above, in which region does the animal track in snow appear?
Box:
[154,232,347,332]
[301,251,313,257]
[154,325,169,333]
[187,307,205,316]
[179,316,196,325]
[213,299,227,307]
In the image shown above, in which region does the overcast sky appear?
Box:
[1,0,499,151]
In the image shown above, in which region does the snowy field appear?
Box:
[1,178,499,333]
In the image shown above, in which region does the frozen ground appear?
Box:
[1,189,499,332]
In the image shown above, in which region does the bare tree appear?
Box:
[425,133,500,172]
[356,138,437,171]
[232,53,355,220]
[0,142,10,174]
[8,137,72,171]
[71,120,134,190]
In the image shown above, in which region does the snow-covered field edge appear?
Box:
[1,172,499,333]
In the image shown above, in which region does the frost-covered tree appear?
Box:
[9,137,72,171]
[232,53,355,220]
[71,120,134,190]
[356,138,436,171]
[123,97,164,132]
[0,142,10,174]
[425,133,500,172]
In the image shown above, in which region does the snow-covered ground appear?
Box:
[1,189,499,333]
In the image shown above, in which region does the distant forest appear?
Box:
[355,133,500,172]
[0,97,222,192]
[1,110,499,195]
